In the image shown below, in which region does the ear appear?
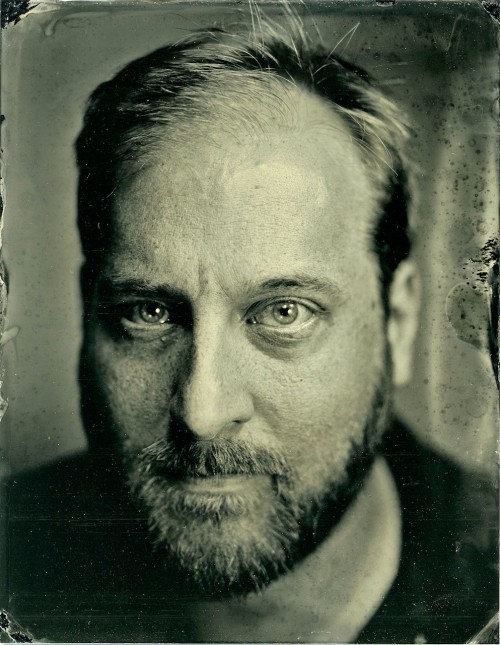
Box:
[387,260,421,387]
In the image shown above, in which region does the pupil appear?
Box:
[274,303,297,324]
[141,304,163,322]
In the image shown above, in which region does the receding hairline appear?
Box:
[114,72,384,208]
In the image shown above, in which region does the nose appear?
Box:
[171,317,254,440]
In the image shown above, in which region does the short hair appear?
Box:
[76,13,412,309]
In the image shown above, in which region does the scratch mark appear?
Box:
[444,14,463,52]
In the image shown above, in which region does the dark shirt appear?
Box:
[2,423,498,643]
[359,426,498,644]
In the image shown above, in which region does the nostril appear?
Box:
[167,408,250,444]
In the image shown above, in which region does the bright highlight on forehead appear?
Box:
[223,158,329,212]
[116,79,381,235]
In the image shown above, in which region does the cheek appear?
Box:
[252,300,386,494]
[91,332,186,448]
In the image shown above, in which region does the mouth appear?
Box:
[179,474,266,494]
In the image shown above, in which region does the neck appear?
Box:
[185,456,401,643]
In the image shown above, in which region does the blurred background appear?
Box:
[1,0,498,476]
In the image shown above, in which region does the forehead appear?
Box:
[107,90,381,290]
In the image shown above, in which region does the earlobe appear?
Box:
[387,260,421,387]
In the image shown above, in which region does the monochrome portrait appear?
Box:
[0,1,498,642]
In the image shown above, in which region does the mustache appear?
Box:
[134,437,290,479]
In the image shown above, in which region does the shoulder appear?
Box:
[4,455,139,587]
[383,420,497,561]
[6,452,107,515]
[361,421,498,644]
[3,453,162,640]
[3,450,192,641]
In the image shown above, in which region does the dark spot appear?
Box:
[1,0,39,28]
[10,632,33,643]
[481,1,500,25]
[0,610,10,630]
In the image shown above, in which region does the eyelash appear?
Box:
[101,297,325,343]
[246,298,323,328]
[99,300,179,340]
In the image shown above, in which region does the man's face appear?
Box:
[82,95,392,596]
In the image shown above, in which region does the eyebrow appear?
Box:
[98,274,345,302]
[256,276,345,299]
[97,278,187,301]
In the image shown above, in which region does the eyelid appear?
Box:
[121,301,170,324]
[246,296,325,320]
[107,296,189,317]
[251,316,320,345]
[245,297,326,345]
[98,297,191,342]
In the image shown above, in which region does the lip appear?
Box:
[180,474,261,493]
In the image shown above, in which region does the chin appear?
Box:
[128,470,301,598]
[125,443,378,599]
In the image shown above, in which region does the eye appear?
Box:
[98,296,190,343]
[248,300,315,328]
[118,301,174,336]
[131,302,170,326]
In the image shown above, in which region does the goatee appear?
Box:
[124,377,392,598]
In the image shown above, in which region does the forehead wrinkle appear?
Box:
[101,235,246,306]
[110,163,377,302]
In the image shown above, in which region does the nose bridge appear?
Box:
[175,310,253,439]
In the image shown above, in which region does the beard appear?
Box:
[126,437,301,597]
[79,332,394,598]
[121,373,393,599]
